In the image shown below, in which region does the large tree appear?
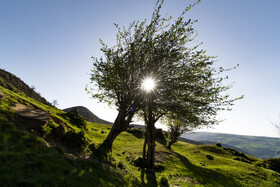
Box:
[89,0,242,162]
[134,1,242,169]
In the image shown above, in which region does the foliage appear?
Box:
[62,131,88,151]
[216,143,222,147]
[1,87,280,186]
[67,109,87,130]
[164,118,192,149]
[256,158,280,173]
[88,0,242,163]
[160,176,169,186]
[183,132,280,159]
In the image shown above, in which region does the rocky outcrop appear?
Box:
[51,123,66,141]
[12,103,50,131]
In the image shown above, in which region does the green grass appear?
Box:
[0,88,139,186]
[1,85,280,186]
[84,122,280,186]
[183,132,280,159]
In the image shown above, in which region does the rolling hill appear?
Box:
[1,69,280,186]
[182,132,280,159]
[63,106,113,125]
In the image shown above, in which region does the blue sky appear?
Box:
[1,0,280,137]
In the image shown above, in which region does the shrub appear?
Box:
[154,163,165,172]
[134,157,146,168]
[233,157,252,164]
[67,110,87,129]
[117,161,124,169]
[216,143,222,147]
[257,158,280,173]
[62,131,88,151]
[206,155,214,160]
[41,121,53,137]
[160,176,169,187]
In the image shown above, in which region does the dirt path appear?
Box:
[12,103,50,121]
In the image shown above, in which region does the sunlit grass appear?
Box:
[1,85,280,186]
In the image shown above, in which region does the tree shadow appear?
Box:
[171,151,241,186]
[0,116,141,186]
[141,169,158,187]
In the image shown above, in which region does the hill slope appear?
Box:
[0,69,280,186]
[183,132,280,159]
[0,69,51,106]
[63,106,113,125]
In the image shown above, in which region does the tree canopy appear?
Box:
[88,0,242,163]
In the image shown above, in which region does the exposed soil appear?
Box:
[11,103,50,131]
[12,103,50,121]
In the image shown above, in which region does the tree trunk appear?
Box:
[167,139,176,149]
[99,109,134,153]
[146,121,155,170]
[146,100,155,170]
[142,131,147,161]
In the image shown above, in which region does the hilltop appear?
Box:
[0,69,280,186]
[63,106,113,125]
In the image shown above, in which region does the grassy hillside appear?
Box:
[1,71,280,186]
[0,69,51,106]
[183,132,280,159]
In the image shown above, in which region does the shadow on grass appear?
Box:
[140,169,158,187]
[172,151,241,186]
[0,117,141,186]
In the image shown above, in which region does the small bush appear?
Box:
[62,131,88,151]
[216,143,222,147]
[89,143,97,152]
[67,110,87,129]
[134,157,146,168]
[160,176,169,187]
[257,158,280,173]
[41,124,52,137]
[206,155,214,160]
[117,161,124,169]
[155,163,165,172]
[233,157,252,164]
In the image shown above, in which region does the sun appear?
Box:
[141,77,156,92]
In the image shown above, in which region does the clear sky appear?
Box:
[1,0,280,137]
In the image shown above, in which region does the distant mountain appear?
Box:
[0,69,51,106]
[63,106,113,125]
[182,132,280,159]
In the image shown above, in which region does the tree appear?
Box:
[52,100,58,107]
[136,0,243,170]
[88,0,242,163]
[271,116,280,136]
[163,118,192,149]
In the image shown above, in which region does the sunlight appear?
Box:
[141,77,156,92]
